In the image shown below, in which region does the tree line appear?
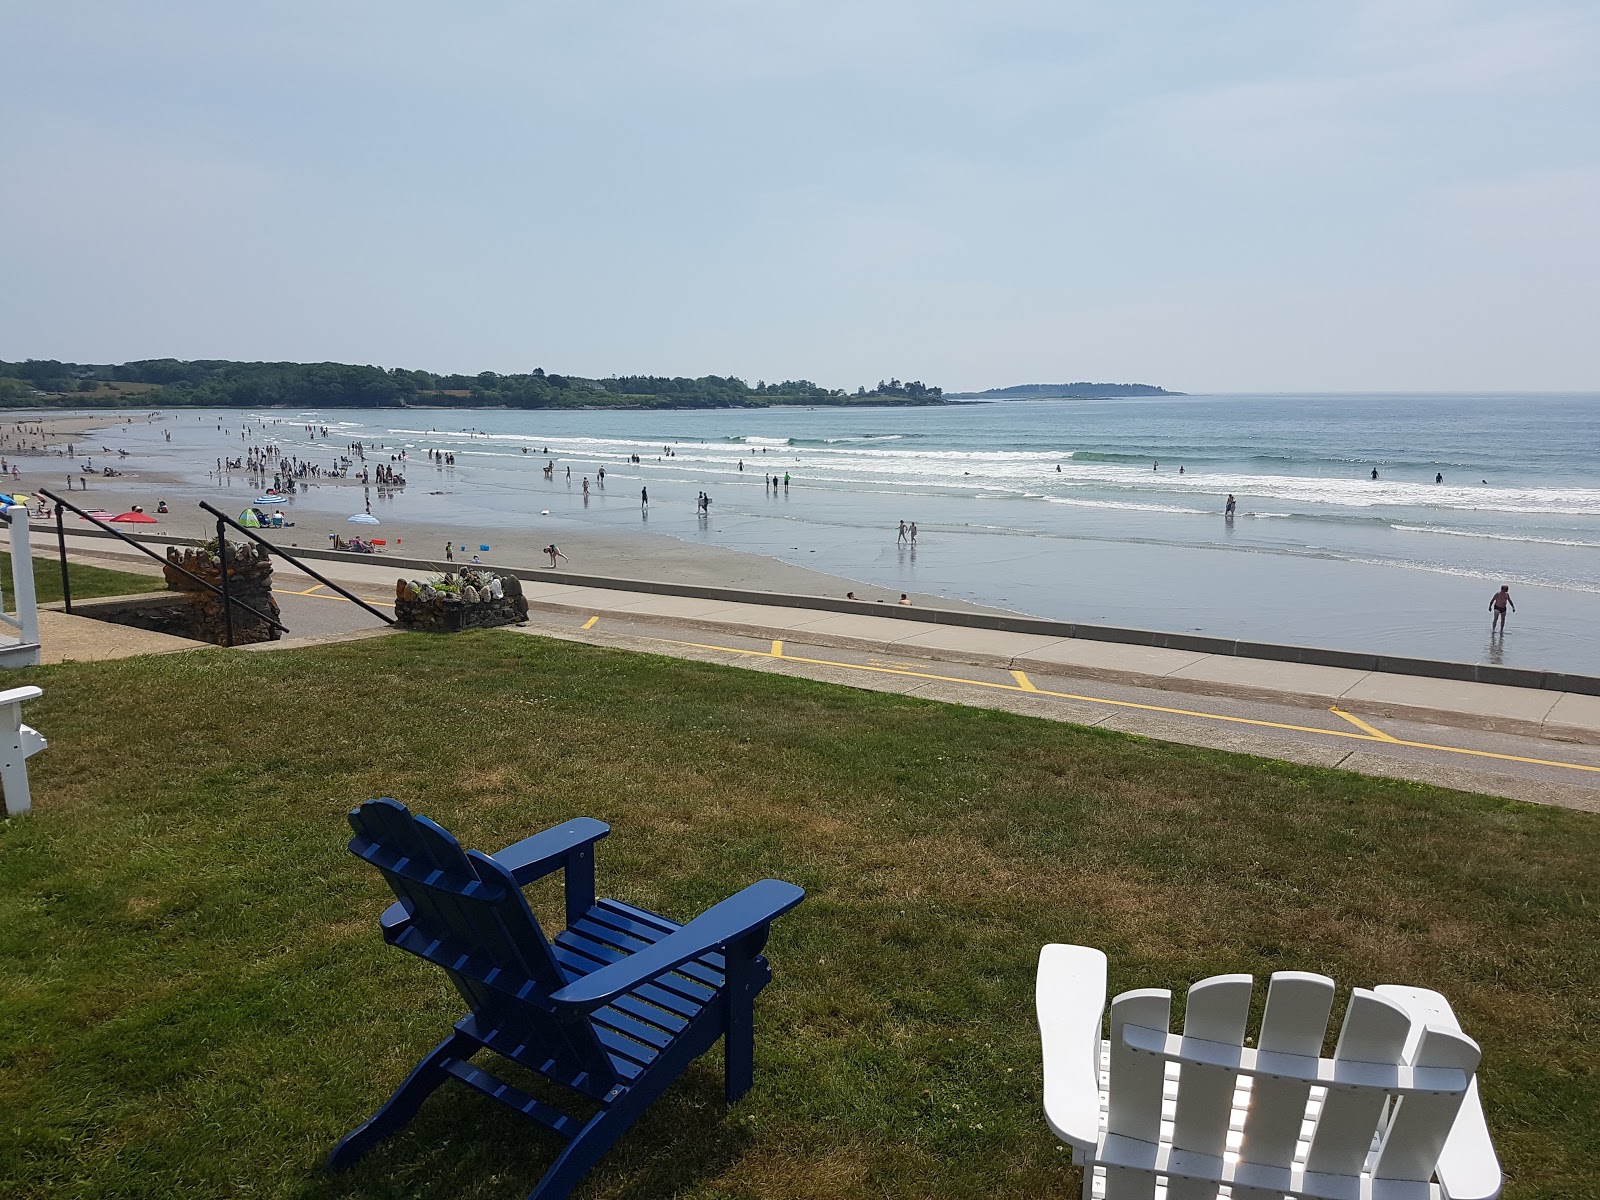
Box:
[0,359,948,410]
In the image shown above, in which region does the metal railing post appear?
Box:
[55,503,71,615]
[216,517,234,648]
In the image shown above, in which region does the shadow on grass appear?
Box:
[298,1066,750,1200]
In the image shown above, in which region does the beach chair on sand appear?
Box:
[328,799,806,1200]
[1,685,47,817]
[1036,944,1501,1200]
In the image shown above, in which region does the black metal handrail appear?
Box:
[39,488,287,638]
[198,501,395,627]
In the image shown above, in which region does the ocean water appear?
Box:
[113,394,1600,672]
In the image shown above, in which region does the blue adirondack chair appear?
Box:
[327,798,806,1200]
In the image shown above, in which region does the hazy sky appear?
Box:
[3,2,1596,392]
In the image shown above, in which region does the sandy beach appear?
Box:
[6,409,979,610]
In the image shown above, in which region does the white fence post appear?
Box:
[6,504,40,651]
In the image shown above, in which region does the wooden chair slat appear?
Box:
[1106,989,1172,1146]
[1168,973,1252,1198]
[1237,972,1336,1172]
[1374,1027,1481,1183]
[1304,989,1411,1177]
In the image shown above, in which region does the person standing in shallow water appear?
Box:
[1489,585,1515,632]
[1224,494,1236,517]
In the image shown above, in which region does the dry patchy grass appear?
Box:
[0,632,1596,1199]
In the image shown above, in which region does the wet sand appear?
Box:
[14,411,984,609]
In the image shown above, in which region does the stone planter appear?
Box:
[162,540,283,645]
[394,570,528,632]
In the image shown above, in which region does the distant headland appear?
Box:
[0,358,949,411]
[944,382,1182,399]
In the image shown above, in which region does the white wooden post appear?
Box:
[6,504,40,650]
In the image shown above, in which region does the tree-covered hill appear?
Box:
[0,358,946,410]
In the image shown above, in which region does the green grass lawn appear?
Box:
[2,554,163,604]
[1,632,1596,1199]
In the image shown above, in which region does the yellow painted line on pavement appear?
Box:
[290,583,326,596]
[1330,707,1399,742]
[772,640,784,657]
[629,633,1600,778]
[582,615,600,630]
[1012,669,1038,692]
[272,588,394,609]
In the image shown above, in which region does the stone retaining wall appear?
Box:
[162,540,283,645]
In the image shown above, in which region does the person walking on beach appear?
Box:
[641,486,649,510]
[1489,585,1515,632]
[445,542,453,562]
[897,520,908,543]
[909,521,918,544]
[1225,494,1236,516]
[582,477,589,496]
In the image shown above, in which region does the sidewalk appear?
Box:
[506,579,1600,745]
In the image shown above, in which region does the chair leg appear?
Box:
[1,755,33,817]
[326,1031,474,1172]
[525,1064,685,1200]
[724,951,760,1104]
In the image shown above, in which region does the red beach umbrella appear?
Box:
[109,511,158,523]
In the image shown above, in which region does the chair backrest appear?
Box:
[1105,969,1481,1195]
[348,798,616,1092]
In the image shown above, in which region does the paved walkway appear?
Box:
[35,609,205,664]
[505,580,1600,743]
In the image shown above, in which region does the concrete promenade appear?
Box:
[506,578,1600,745]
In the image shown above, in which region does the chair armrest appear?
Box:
[1036,943,1108,1154]
[0,685,43,707]
[549,879,805,1010]
[1375,985,1502,1200]
[492,818,610,886]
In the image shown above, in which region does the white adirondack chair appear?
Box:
[1036,944,1501,1200]
[1,685,47,816]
